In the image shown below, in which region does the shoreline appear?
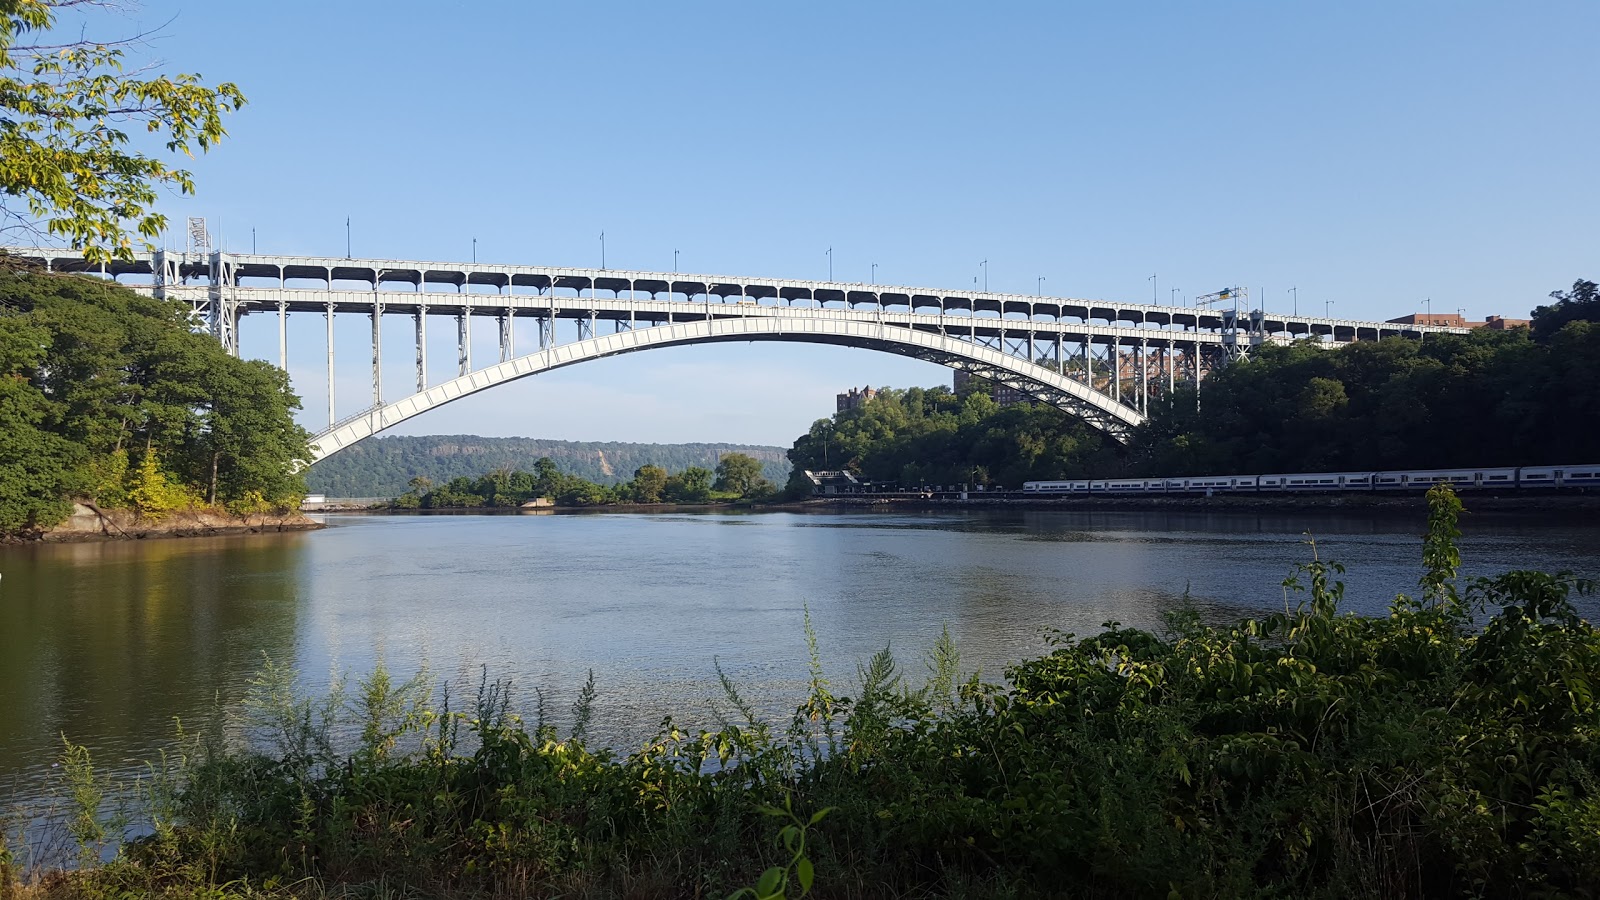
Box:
[3,502,325,544]
[321,492,1600,517]
[786,492,1600,513]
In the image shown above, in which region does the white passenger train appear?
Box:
[1022,464,1600,495]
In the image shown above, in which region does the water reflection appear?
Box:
[0,535,305,782]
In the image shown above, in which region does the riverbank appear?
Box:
[2,502,323,544]
[794,491,1600,513]
[5,489,1596,899]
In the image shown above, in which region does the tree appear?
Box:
[0,316,81,530]
[1532,279,1599,341]
[0,269,312,532]
[0,1,246,259]
[630,464,667,503]
[664,466,713,503]
[713,452,765,496]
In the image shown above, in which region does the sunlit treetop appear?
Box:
[0,0,245,262]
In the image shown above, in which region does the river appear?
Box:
[3,506,1598,811]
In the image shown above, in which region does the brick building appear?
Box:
[836,385,879,413]
[953,370,1029,407]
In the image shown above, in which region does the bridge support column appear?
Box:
[1112,341,1121,405]
[1139,338,1148,415]
[371,294,383,407]
[415,302,428,392]
[278,299,288,370]
[498,310,511,362]
[325,302,335,428]
[458,307,471,376]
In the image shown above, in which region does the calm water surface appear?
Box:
[3,507,1598,802]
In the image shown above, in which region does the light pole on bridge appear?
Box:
[1326,300,1334,318]
[1289,286,1298,316]
[1171,287,1180,304]
[826,247,833,281]
[871,263,877,284]
[1038,276,1045,296]
[472,237,476,263]
[674,249,679,273]
[980,260,988,292]
[600,232,606,270]
[1149,272,1157,304]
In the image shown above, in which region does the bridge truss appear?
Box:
[5,249,1469,463]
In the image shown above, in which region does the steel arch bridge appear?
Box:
[6,248,1469,464]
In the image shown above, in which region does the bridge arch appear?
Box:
[308,315,1147,463]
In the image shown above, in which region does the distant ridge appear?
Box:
[305,435,792,498]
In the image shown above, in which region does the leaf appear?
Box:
[756,866,784,897]
[797,857,814,894]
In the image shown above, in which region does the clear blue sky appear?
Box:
[100,0,1600,445]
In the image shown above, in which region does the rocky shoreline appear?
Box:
[3,502,324,544]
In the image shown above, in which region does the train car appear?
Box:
[1521,465,1600,488]
[1372,469,1482,490]
[1275,472,1378,491]
[1169,475,1258,493]
[1024,464,1599,498]
[1020,480,1094,494]
[1373,471,1407,490]
[1562,465,1600,487]
[1479,467,1517,488]
[1398,470,1482,489]
[1259,474,1291,491]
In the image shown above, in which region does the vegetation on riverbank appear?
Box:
[785,384,1122,493]
[0,269,312,538]
[394,453,778,508]
[308,435,790,499]
[1135,280,1600,476]
[7,487,1598,898]
[785,280,1598,491]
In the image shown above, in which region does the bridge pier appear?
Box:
[415,303,427,392]
[371,293,383,406]
[325,302,335,428]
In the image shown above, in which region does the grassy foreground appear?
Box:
[4,487,1598,899]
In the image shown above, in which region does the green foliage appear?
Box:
[400,456,780,509]
[0,1,246,260]
[56,735,128,869]
[729,797,833,900]
[0,270,311,533]
[786,384,1122,492]
[714,452,765,495]
[1533,278,1599,341]
[307,434,790,498]
[1134,304,1600,473]
[664,465,714,503]
[630,463,668,503]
